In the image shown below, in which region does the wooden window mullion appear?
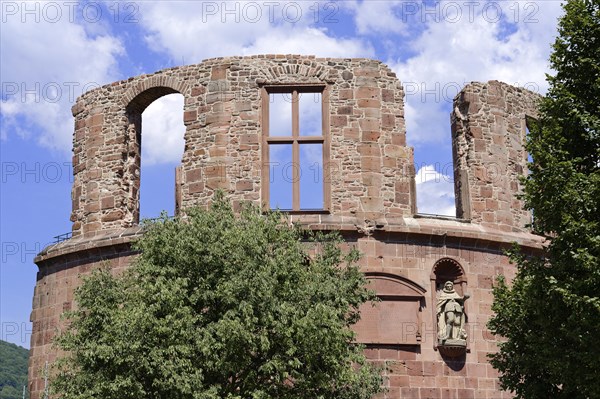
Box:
[292,90,300,211]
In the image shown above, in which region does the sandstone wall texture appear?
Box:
[452,81,540,232]
[69,55,413,236]
[30,55,544,399]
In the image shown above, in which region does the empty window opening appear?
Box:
[139,93,185,220]
[525,116,538,227]
[406,90,457,217]
[525,116,538,164]
[262,87,328,212]
[414,162,456,217]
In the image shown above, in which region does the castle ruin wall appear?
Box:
[452,81,541,232]
[70,56,415,237]
[30,55,545,399]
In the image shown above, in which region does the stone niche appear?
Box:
[354,272,426,345]
[431,258,469,358]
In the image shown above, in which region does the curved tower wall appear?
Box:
[31,55,543,399]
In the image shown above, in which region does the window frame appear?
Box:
[261,85,331,213]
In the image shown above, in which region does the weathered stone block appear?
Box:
[358,144,381,157]
[331,115,348,127]
[211,64,229,80]
[361,131,381,142]
[356,86,380,99]
[184,110,197,122]
[357,98,381,108]
[100,197,114,210]
[359,118,380,132]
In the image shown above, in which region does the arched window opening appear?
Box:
[139,94,185,220]
[407,94,457,218]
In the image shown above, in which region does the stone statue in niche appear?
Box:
[436,281,470,346]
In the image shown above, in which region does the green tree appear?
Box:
[488,1,600,398]
[0,340,29,399]
[52,194,383,399]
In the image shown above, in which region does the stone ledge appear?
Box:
[35,226,144,264]
[36,216,545,265]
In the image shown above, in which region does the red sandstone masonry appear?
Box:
[30,220,544,399]
[31,55,545,399]
[452,81,541,232]
[69,56,414,237]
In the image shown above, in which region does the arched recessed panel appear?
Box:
[431,257,466,293]
[354,273,425,345]
[365,272,426,298]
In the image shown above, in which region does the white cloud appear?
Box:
[1,2,123,153]
[393,2,564,215]
[415,165,455,216]
[1,0,564,171]
[137,1,373,63]
[343,1,407,35]
[242,27,372,58]
[387,2,563,147]
[141,94,186,165]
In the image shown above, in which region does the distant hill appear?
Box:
[0,340,29,399]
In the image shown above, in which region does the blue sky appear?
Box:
[0,0,563,348]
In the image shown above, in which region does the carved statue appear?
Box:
[436,281,470,346]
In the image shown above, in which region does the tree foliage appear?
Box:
[488,1,600,398]
[0,340,29,399]
[53,194,383,399]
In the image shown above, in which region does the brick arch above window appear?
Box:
[120,77,190,112]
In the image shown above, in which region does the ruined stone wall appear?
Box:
[452,81,541,232]
[31,56,547,399]
[70,55,413,237]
